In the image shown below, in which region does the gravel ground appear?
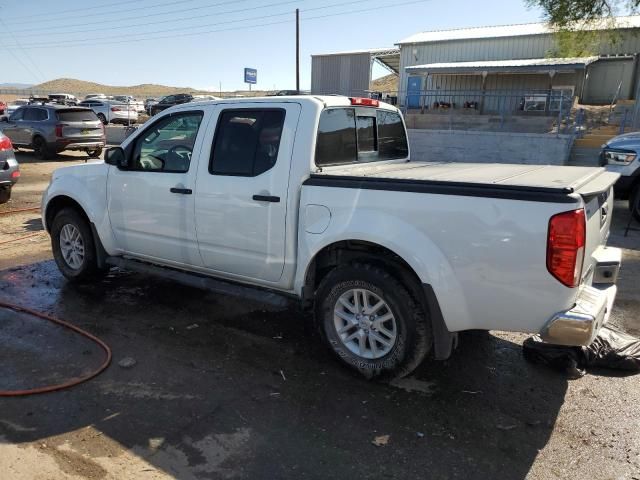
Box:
[0,153,639,480]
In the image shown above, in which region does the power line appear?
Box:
[19,0,306,38]
[0,17,46,82]
[0,0,430,50]
[2,0,195,20]
[17,0,372,40]
[14,0,257,32]
[4,0,379,47]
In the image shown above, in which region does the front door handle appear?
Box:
[170,187,192,195]
[253,194,280,203]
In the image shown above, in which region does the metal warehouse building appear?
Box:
[312,16,640,113]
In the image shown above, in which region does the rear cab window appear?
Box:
[56,109,100,122]
[315,107,408,167]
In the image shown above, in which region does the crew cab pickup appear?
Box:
[41,96,622,378]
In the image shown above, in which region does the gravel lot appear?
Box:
[0,151,639,480]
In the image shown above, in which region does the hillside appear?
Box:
[29,78,219,98]
[370,73,398,92]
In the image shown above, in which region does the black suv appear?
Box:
[150,94,193,116]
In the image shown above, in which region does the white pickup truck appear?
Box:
[42,95,622,378]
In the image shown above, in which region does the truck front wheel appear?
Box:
[316,263,431,379]
[51,208,106,282]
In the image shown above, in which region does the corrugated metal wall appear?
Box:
[399,30,640,105]
[583,58,635,104]
[311,53,371,96]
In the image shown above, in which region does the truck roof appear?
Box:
[186,95,400,112]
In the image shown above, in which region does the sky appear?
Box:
[0,0,544,91]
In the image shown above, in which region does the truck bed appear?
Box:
[307,162,619,202]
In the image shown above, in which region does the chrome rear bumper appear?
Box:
[540,246,621,346]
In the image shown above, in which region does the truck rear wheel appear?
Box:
[315,263,431,379]
[51,208,106,282]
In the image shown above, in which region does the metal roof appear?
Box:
[405,57,600,74]
[397,15,640,45]
[311,47,401,74]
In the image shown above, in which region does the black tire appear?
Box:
[629,183,640,223]
[51,208,107,282]
[32,136,51,160]
[315,263,431,379]
[0,187,11,204]
[97,113,107,125]
[87,147,102,158]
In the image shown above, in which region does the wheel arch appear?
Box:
[302,239,457,360]
[44,195,90,232]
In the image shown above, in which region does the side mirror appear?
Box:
[104,147,128,168]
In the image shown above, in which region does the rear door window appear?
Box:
[209,109,285,177]
[56,109,99,122]
[24,108,47,121]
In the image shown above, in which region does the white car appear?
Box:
[48,93,78,105]
[78,99,138,125]
[41,95,621,379]
[112,95,145,113]
[4,99,29,118]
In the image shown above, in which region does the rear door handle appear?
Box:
[252,195,280,203]
[170,187,192,195]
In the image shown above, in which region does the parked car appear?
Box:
[48,93,78,106]
[78,99,138,125]
[0,105,104,159]
[149,93,193,115]
[2,99,29,120]
[144,98,158,114]
[112,95,145,113]
[41,95,621,379]
[191,95,221,102]
[84,93,107,101]
[601,132,640,221]
[0,131,19,204]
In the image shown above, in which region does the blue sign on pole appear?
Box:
[244,68,257,85]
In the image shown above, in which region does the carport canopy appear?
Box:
[405,56,599,75]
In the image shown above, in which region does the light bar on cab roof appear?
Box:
[350,97,379,107]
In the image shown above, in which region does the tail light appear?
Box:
[111,107,121,112]
[350,97,379,107]
[0,136,12,151]
[11,170,20,179]
[55,124,67,137]
[547,209,586,287]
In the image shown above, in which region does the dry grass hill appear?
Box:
[370,73,399,92]
[3,78,272,99]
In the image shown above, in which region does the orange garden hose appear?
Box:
[0,207,40,216]
[0,207,44,245]
[0,232,42,246]
[0,300,112,396]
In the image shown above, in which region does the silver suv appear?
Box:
[0,104,105,160]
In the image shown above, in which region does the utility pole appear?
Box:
[296,8,300,93]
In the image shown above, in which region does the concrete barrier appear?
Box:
[408,129,574,165]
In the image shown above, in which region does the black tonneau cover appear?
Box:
[305,162,619,203]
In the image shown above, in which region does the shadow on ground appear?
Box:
[0,261,570,479]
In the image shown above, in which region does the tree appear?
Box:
[526,0,639,28]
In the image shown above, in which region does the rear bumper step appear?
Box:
[541,247,620,347]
